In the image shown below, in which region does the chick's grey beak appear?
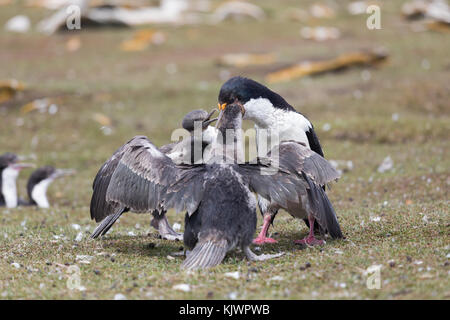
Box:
[52,169,76,178]
[202,109,218,128]
[11,163,35,170]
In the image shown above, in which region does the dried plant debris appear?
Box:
[347,1,375,15]
[92,113,112,126]
[37,0,211,34]
[402,0,450,23]
[120,29,165,51]
[0,80,26,104]
[65,36,82,52]
[266,50,388,83]
[300,26,340,41]
[402,0,450,32]
[377,156,394,173]
[309,3,336,19]
[217,53,276,67]
[212,1,265,22]
[20,98,60,114]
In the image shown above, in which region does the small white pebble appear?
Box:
[114,293,127,300]
[48,104,58,115]
[270,276,284,281]
[16,118,24,126]
[173,284,191,292]
[361,69,371,81]
[421,59,430,70]
[392,113,399,121]
[75,232,83,242]
[172,223,181,231]
[71,224,81,230]
[227,291,238,300]
[101,126,113,136]
[224,271,240,280]
[76,255,93,262]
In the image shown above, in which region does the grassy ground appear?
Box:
[0,0,449,299]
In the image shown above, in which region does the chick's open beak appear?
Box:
[201,108,218,128]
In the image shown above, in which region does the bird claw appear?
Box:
[244,246,284,261]
[294,237,325,246]
[160,232,183,241]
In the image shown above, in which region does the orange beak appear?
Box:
[218,103,227,110]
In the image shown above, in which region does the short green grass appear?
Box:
[0,0,449,299]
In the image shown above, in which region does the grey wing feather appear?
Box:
[272,141,340,186]
[237,163,308,209]
[105,137,206,216]
[90,136,147,222]
[90,209,125,239]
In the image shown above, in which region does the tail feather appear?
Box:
[90,209,125,239]
[319,188,343,239]
[303,173,343,239]
[181,240,228,270]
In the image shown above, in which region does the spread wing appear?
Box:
[90,136,144,222]
[90,136,206,224]
[104,136,206,216]
[238,141,342,237]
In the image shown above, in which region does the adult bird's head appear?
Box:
[0,152,34,172]
[0,152,34,208]
[217,76,295,124]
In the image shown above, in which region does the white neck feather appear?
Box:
[31,178,53,208]
[243,97,312,147]
[2,167,19,208]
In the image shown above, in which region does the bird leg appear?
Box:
[150,212,183,241]
[253,213,278,244]
[244,246,284,261]
[294,216,324,246]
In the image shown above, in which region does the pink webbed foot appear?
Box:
[294,236,324,246]
[253,237,278,245]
